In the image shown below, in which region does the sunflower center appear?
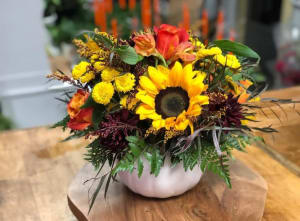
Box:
[155,87,189,119]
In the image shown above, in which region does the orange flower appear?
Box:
[171,41,196,63]
[67,89,89,118]
[67,89,93,130]
[67,108,93,130]
[225,76,259,104]
[133,33,156,56]
[154,24,190,60]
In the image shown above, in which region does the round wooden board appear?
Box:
[68,160,267,221]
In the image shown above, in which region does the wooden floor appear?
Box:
[0,86,300,221]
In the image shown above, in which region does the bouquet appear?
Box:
[48,24,287,211]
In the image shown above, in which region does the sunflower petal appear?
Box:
[148,66,167,90]
[188,121,194,134]
[139,76,159,95]
[136,104,155,120]
[181,64,197,91]
[190,95,209,105]
[187,104,202,116]
[152,119,166,130]
[157,65,170,76]
[165,117,176,130]
[188,75,207,97]
[168,61,183,87]
[136,90,155,108]
[174,112,189,131]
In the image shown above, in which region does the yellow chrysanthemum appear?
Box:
[92,82,114,105]
[196,47,222,59]
[120,95,139,110]
[80,71,95,83]
[135,62,209,133]
[214,54,241,69]
[115,73,135,92]
[72,61,90,80]
[196,46,241,70]
[101,68,120,82]
[190,37,205,49]
[94,61,106,71]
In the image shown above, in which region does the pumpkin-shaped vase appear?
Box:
[118,156,203,198]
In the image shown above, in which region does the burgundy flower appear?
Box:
[98,109,139,152]
[208,93,244,128]
[222,95,244,127]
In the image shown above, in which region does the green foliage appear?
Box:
[88,173,108,214]
[43,0,94,48]
[50,115,70,131]
[213,40,260,61]
[144,148,164,177]
[112,136,147,176]
[114,46,143,65]
[0,113,13,131]
[62,130,87,142]
[171,141,201,172]
[112,136,164,177]
[199,139,231,188]
[169,132,258,189]
[85,31,114,49]
[84,138,114,169]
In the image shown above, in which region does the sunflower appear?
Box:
[135,62,209,133]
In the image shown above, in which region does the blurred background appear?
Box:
[0,0,300,130]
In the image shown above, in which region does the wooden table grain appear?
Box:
[0,86,300,221]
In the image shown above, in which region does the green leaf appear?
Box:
[112,136,148,177]
[126,136,141,144]
[231,73,243,81]
[213,40,260,60]
[137,158,144,178]
[50,115,70,130]
[61,130,87,142]
[147,149,163,177]
[88,174,107,214]
[114,46,142,65]
[85,31,114,49]
[112,153,135,175]
[104,173,112,199]
[92,105,105,129]
[129,143,141,157]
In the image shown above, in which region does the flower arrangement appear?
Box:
[48,24,288,211]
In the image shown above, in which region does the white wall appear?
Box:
[0,0,70,129]
[0,0,49,75]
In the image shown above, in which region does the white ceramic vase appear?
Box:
[118,156,203,198]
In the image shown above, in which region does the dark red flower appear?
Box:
[98,110,139,152]
[222,95,244,127]
[208,93,244,128]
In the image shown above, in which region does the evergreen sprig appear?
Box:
[84,138,114,169]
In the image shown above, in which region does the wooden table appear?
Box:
[0,87,300,221]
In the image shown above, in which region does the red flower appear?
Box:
[67,89,93,130]
[154,24,190,60]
